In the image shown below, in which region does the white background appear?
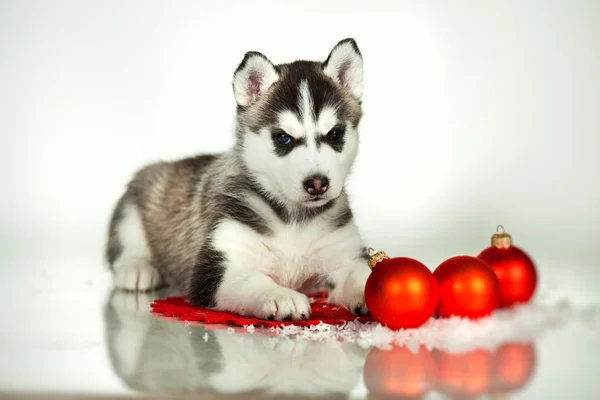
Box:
[1,0,599,397]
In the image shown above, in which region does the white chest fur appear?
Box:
[211,214,363,290]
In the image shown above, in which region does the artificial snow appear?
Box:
[238,303,573,353]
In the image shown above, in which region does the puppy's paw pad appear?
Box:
[114,260,163,292]
[257,287,311,321]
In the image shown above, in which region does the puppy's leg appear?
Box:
[218,268,311,321]
[107,198,164,292]
[190,254,311,321]
[326,250,371,316]
[191,264,311,321]
[189,220,311,321]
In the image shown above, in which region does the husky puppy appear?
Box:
[106,38,371,321]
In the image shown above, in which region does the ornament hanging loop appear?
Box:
[491,224,512,249]
[367,248,389,269]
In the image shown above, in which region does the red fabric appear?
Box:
[151,291,374,328]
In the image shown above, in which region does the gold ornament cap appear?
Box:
[367,248,389,269]
[491,225,512,249]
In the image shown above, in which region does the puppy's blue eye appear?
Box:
[276,133,293,146]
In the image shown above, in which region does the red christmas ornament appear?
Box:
[434,255,501,319]
[477,225,538,307]
[364,249,439,330]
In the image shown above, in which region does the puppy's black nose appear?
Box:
[303,176,329,195]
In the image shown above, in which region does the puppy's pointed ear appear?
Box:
[323,38,364,99]
[232,51,279,107]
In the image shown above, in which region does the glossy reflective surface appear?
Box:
[2,252,599,399]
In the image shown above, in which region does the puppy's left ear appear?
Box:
[233,51,279,107]
[323,38,364,99]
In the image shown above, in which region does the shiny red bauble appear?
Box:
[433,255,501,319]
[477,227,537,307]
[365,252,439,330]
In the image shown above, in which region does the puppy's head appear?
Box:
[233,39,364,208]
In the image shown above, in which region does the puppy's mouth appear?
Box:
[300,194,331,207]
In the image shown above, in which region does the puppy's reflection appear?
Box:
[104,289,368,398]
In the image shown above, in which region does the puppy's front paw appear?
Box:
[253,287,311,322]
[347,291,370,316]
[351,297,370,316]
[114,260,164,292]
[329,286,370,316]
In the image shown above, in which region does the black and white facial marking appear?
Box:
[271,128,307,157]
[231,39,364,210]
[315,123,346,153]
